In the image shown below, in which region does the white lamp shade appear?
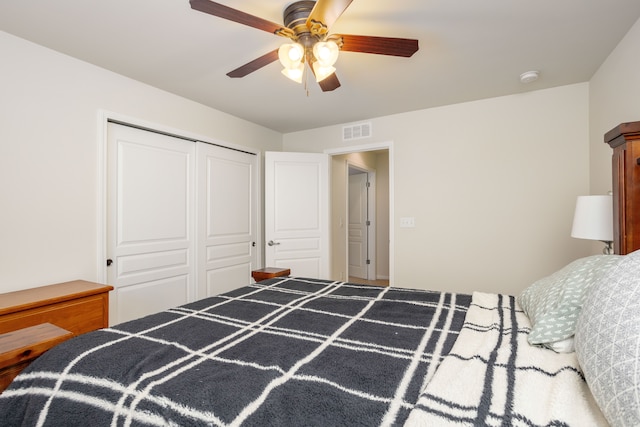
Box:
[571,195,613,241]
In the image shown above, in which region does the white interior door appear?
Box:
[265,152,329,279]
[197,143,258,298]
[107,123,195,324]
[348,172,368,279]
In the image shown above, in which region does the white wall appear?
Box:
[0,32,282,293]
[284,84,591,295]
[589,16,640,195]
[5,12,638,297]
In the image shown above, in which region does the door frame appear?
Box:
[324,141,394,285]
[96,110,262,286]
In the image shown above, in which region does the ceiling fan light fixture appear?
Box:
[278,43,305,68]
[313,40,339,67]
[191,0,420,92]
[312,62,336,83]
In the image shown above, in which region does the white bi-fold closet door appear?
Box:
[106,122,258,324]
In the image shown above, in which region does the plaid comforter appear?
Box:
[0,277,470,426]
[405,292,607,426]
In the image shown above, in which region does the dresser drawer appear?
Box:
[0,280,113,336]
[0,323,73,392]
[0,294,108,335]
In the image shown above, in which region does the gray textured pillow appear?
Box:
[518,255,621,351]
[575,249,640,427]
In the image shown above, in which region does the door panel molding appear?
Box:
[107,123,196,324]
[197,143,258,299]
[348,171,368,279]
[265,152,329,279]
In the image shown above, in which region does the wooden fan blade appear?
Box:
[306,0,353,34]
[190,0,285,35]
[227,49,279,78]
[308,58,341,91]
[337,34,419,57]
[318,72,341,92]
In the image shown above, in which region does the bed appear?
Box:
[2,256,638,427]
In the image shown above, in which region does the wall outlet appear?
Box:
[400,217,415,228]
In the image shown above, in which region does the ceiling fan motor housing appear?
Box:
[284,1,322,47]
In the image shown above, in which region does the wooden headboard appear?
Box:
[605,121,640,255]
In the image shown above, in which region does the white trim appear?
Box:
[324,141,394,286]
[99,110,260,155]
[366,171,377,280]
[325,141,392,155]
[96,111,109,285]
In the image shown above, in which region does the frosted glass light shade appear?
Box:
[312,62,335,82]
[313,41,339,67]
[571,195,613,241]
[278,43,304,68]
[281,62,304,83]
[278,43,305,83]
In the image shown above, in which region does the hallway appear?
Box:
[348,276,389,287]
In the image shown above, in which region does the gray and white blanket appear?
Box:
[405,292,607,426]
[0,277,470,426]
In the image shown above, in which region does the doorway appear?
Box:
[326,142,393,285]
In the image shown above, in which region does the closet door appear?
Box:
[107,123,196,324]
[196,143,258,297]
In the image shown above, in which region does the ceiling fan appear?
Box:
[189,0,419,91]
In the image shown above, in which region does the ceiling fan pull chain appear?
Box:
[303,63,310,97]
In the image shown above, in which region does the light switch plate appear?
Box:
[400,217,415,228]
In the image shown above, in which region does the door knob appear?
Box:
[268,240,281,246]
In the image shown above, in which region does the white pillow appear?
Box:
[575,249,640,427]
[544,336,574,353]
[518,255,621,351]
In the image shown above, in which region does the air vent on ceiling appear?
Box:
[343,122,372,141]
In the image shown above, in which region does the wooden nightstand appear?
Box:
[251,267,291,282]
[0,280,114,335]
[0,323,73,392]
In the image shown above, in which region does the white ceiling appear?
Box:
[2,0,640,133]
